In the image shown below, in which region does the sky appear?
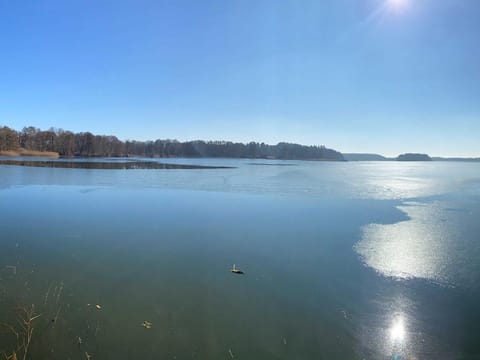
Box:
[1,0,479,156]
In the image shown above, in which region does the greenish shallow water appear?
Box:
[0,159,479,359]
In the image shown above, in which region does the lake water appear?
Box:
[1,159,479,359]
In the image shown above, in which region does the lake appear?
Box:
[1,158,479,359]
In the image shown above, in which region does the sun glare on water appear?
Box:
[390,317,406,342]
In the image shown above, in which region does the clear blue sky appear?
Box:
[1,0,479,156]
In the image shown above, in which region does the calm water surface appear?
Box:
[0,159,479,359]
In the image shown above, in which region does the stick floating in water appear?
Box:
[230,264,244,275]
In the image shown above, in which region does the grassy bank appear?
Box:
[0,149,59,158]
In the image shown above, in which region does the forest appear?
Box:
[0,125,344,160]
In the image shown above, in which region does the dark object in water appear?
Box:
[0,159,234,170]
[231,264,244,275]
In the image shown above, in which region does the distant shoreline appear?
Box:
[1,127,478,162]
[1,152,478,163]
[0,126,344,161]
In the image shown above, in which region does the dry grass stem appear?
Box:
[1,305,42,360]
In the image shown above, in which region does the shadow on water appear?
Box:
[0,160,234,170]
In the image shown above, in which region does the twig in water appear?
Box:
[51,286,58,301]
[53,305,62,324]
[1,305,41,360]
[228,349,234,359]
[3,352,18,360]
[56,281,64,304]
[0,322,19,340]
[17,305,41,360]
[44,284,53,306]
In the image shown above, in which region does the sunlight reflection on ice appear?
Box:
[390,315,406,342]
[355,201,456,285]
[355,197,480,288]
[359,305,419,360]
[387,314,412,360]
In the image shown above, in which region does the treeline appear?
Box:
[0,125,344,160]
[397,153,432,161]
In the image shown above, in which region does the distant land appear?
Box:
[342,153,389,161]
[1,125,479,162]
[397,153,433,161]
[344,153,434,161]
[343,153,480,162]
[0,125,344,161]
[432,157,480,162]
